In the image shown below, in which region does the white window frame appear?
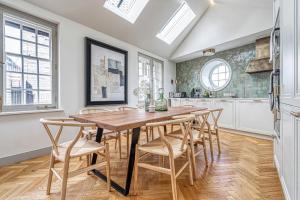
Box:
[200,58,232,92]
[138,53,164,103]
[0,4,58,112]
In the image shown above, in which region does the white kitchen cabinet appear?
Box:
[170,98,181,107]
[193,99,212,109]
[281,0,296,104]
[296,110,300,200]
[181,98,194,106]
[296,0,300,106]
[169,98,273,136]
[212,99,235,129]
[235,100,273,135]
[280,104,297,200]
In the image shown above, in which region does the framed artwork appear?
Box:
[85,37,128,105]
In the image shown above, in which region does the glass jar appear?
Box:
[155,88,168,111]
[145,93,151,111]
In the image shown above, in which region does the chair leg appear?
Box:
[146,127,150,143]
[202,136,208,166]
[207,128,214,161]
[187,148,194,185]
[105,143,111,192]
[86,154,90,175]
[169,156,178,200]
[126,130,130,158]
[171,124,174,133]
[133,145,140,195]
[114,136,118,150]
[151,127,154,140]
[216,129,221,154]
[60,159,70,200]
[190,142,196,177]
[46,153,55,195]
[118,132,122,159]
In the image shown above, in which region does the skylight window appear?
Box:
[156,1,196,45]
[104,0,149,24]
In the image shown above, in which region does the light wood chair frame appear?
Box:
[118,106,154,157]
[171,111,210,176]
[40,118,111,200]
[79,108,123,159]
[170,105,194,133]
[133,117,194,200]
[205,108,223,160]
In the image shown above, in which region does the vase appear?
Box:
[145,94,151,111]
[155,88,168,111]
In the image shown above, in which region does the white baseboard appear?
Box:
[220,128,273,140]
[280,176,291,200]
[0,147,51,167]
[274,154,290,200]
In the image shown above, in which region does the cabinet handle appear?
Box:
[252,99,263,102]
[290,111,300,118]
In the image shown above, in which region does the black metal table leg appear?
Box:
[91,128,103,165]
[124,127,140,195]
[91,127,141,196]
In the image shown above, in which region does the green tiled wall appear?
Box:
[176,43,271,98]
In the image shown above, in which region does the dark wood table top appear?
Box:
[71,107,207,131]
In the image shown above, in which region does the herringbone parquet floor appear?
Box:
[0,130,284,200]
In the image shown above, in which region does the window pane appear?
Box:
[5,37,21,54]
[219,73,226,80]
[218,65,226,73]
[24,74,38,89]
[38,45,50,59]
[24,58,37,73]
[6,55,22,72]
[38,30,50,46]
[39,91,52,104]
[24,90,38,104]
[22,41,36,56]
[6,72,22,89]
[211,73,218,81]
[22,26,36,42]
[39,60,51,75]
[5,89,22,105]
[5,21,20,39]
[212,80,219,87]
[219,80,226,87]
[39,75,52,90]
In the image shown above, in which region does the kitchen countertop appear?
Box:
[169,97,268,100]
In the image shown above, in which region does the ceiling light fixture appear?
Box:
[203,48,216,56]
[156,1,196,45]
[104,0,149,23]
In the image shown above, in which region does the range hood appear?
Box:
[245,37,272,73]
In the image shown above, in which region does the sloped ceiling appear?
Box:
[22,0,210,59]
[171,0,273,62]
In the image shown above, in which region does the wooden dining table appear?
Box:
[71,106,206,196]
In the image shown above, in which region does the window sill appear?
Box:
[0,109,64,116]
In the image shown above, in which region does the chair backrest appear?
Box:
[40,118,96,158]
[208,108,223,129]
[146,116,195,156]
[191,111,210,138]
[79,107,111,114]
[118,106,138,111]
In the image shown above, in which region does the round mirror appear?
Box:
[200,59,232,91]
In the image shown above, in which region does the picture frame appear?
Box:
[85,37,128,105]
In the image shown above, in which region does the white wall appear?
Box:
[171,0,273,60]
[0,0,176,161]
